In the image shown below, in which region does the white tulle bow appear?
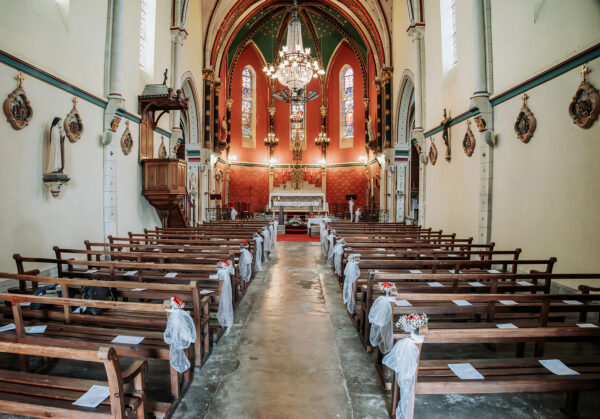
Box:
[343,260,360,313]
[240,248,253,282]
[382,331,425,419]
[368,296,395,353]
[253,234,263,271]
[217,267,234,335]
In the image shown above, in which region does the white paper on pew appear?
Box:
[420,254,426,257]
[235,258,239,261]
[200,290,214,295]
[577,323,598,328]
[20,302,30,307]
[539,359,580,376]
[25,325,47,334]
[407,248,412,251]
[165,272,178,278]
[448,254,458,257]
[73,307,85,314]
[499,300,518,305]
[124,270,138,276]
[394,300,412,307]
[112,335,144,345]
[184,244,190,247]
[452,300,472,306]
[387,254,396,257]
[85,269,98,274]
[195,257,204,260]
[209,274,218,279]
[213,238,225,241]
[409,270,423,274]
[178,249,185,252]
[0,323,15,332]
[131,288,146,292]
[448,269,463,274]
[468,282,485,287]
[487,269,501,273]
[153,248,159,252]
[516,281,533,286]
[376,248,385,251]
[220,245,228,248]
[434,248,442,251]
[448,363,484,380]
[427,282,444,287]
[372,270,381,274]
[201,250,210,253]
[497,323,518,329]
[72,385,110,408]
[563,300,583,305]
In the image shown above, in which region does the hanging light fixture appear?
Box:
[264,0,324,103]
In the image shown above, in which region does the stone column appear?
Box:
[213,79,222,150]
[169,29,187,157]
[408,26,427,227]
[202,69,214,149]
[102,0,125,240]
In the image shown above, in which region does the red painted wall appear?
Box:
[326,166,367,209]
[228,165,270,212]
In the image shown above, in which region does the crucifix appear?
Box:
[16,72,25,88]
[579,65,590,82]
[441,108,451,161]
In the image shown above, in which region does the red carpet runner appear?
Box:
[277,234,320,242]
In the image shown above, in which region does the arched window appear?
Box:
[342,67,354,138]
[241,66,256,147]
[290,101,305,144]
[340,65,354,148]
[139,0,156,75]
[440,0,457,72]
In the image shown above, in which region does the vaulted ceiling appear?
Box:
[202,0,392,77]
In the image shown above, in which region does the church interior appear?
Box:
[0,0,599,418]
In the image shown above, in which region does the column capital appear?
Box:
[408,26,424,42]
[170,28,188,44]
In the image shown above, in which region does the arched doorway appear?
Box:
[395,73,416,221]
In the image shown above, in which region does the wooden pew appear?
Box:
[0,341,147,419]
[0,292,188,417]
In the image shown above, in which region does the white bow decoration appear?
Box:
[253,234,263,271]
[217,263,234,335]
[368,296,395,354]
[240,247,253,282]
[343,257,360,313]
[164,297,197,373]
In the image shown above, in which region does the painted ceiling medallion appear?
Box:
[3,72,33,130]
[514,93,536,144]
[120,120,133,156]
[568,65,599,129]
[429,138,438,166]
[64,97,84,143]
[463,119,476,157]
[158,136,167,158]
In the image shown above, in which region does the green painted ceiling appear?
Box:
[226,6,367,72]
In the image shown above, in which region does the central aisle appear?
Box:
[174,240,388,418]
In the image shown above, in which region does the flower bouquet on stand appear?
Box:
[286,215,304,227]
[397,313,429,335]
[377,281,397,297]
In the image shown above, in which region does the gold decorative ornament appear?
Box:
[429,138,438,166]
[3,72,33,130]
[120,120,133,156]
[110,116,121,132]
[463,119,476,157]
[514,93,536,143]
[64,97,84,143]
[568,65,599,129]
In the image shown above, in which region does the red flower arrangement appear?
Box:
[171,296,184,308]
[377,281,396,296]
[396,313,428,333]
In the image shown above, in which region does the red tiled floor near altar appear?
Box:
[276,234,320,242]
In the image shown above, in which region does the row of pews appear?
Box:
[0,219,277,418]
[324,221,600,418]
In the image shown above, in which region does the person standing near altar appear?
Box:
[230,206,238,220]
[348,198,354,222]
[355,207,361,223]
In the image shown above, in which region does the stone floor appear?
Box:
[174,240,389,419]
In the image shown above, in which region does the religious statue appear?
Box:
[43,117,70,198]
[440,108,451,161]
[366,116,376,148]
[189,171,198,196]
[158,136,167,158]
[221,116,228,143]
[46,117,66,174]
[348,197,355,221]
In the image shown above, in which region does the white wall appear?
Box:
[418,0,600,278]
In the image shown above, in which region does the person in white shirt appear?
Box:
[354,207,361,223]
[348,198,354,222]
[231,207,238,220]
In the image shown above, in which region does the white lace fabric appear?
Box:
[368,296,395,353]
[343,260,360,313]
[164,299,197,373]
[240,248,253,282]
[253,234,263,271]
[382,331,425,419]
[217,267,234,335]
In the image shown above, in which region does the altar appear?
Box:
[269,192,328,226]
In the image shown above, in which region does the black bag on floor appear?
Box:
[80,286,115,315]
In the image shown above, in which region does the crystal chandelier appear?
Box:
[264,0,324,102]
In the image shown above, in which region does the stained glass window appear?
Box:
[290,101,305,143]
[343,67,354,138]
[139,0,156,73]
[241,68,252,138]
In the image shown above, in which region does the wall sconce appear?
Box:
[210,153,218,167]
[230,155,238,162]
[318,158,326,165]
[358,155,366,163]
[268,157,277,165]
